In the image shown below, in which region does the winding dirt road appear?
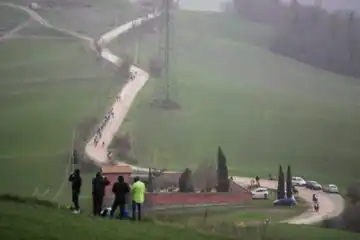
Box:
[1,2,344,224]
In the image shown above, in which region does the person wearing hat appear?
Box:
[110,176,130,219]
[92,172,110,216]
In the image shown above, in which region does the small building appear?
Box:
[102,165,132,198]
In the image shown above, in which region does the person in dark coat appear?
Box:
[68,169,82,214]
[255,176,260,186]
[110,176,130,219]
[92,172,110,216]
[312,193,319,203]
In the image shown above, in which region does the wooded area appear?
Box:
[232,0,360,78]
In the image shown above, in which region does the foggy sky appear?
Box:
[179,0,360,13]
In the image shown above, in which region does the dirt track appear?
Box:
[2,2,345,225]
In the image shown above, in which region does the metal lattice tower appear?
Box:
[155,0,179,108]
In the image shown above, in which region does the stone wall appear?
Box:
[144,181,252,208]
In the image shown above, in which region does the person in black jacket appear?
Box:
[92,172,110,216]
[110,176,130,219]
[255,176,260,186]
[68,169,82,214]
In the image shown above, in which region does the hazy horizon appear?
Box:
[179,0,360,13]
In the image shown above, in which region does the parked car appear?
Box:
[323,184,339,194]
[292,176,306,186]
[306,181,322,190]
[252,187,269,199]
[273,197,297,206]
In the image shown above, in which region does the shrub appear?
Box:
[179,168,194,192]
[346,180,360,204]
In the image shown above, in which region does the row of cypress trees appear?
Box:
[277,165,293,200]
[147,147,294,198]
[147,146,231,193]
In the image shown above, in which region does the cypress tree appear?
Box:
[217,147,229,192]
[179,168,194,192]
[286,165,292,198]
[147,168,154,192]
[277,165,285,199]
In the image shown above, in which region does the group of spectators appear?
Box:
[93,108,115,147]
[68,169,146,220]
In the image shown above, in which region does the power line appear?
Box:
[155,0,179,109]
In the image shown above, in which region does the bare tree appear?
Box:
[192,160,217,191]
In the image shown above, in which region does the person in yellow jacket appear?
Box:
[131,176,145,220]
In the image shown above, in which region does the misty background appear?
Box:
[179,0,360,13]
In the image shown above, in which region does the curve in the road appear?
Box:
[233,177,344,224]
[1,2,344,225]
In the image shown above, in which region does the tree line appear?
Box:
[232,0,360,79]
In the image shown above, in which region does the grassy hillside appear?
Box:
[16,19,74,38]
[34,0,143,38]
[0,5,29,34]
[0,25,124,201]
[112,11,360,189]
[1,0,142,38]
[0,197,231,240]
[0,196,359,240]
[0,1,147,204]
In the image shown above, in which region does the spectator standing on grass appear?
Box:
[131,176,145,221]
[68,169,82,214]
[110,176,130,219]
[92,172,110,216]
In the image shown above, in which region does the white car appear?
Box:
[323,184,339,194]
[292,176,306,186]
[252,187,269,199]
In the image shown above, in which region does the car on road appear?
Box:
[292,176,306,186]
[273,197,297,207]
[323,184,339,194]
[305,181,322,190]
[251,187,269,199]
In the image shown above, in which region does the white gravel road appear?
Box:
[233,177,344,224]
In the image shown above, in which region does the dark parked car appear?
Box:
[273,197,297,207]
[305,181,322,190]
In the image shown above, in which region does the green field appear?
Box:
[0,196,231,240]
[1,196,359,240]
[0,5,29,33]
[111,11,360,189]
[0,4,126,201]
[153,196,307,226]
[35,0,142,38]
